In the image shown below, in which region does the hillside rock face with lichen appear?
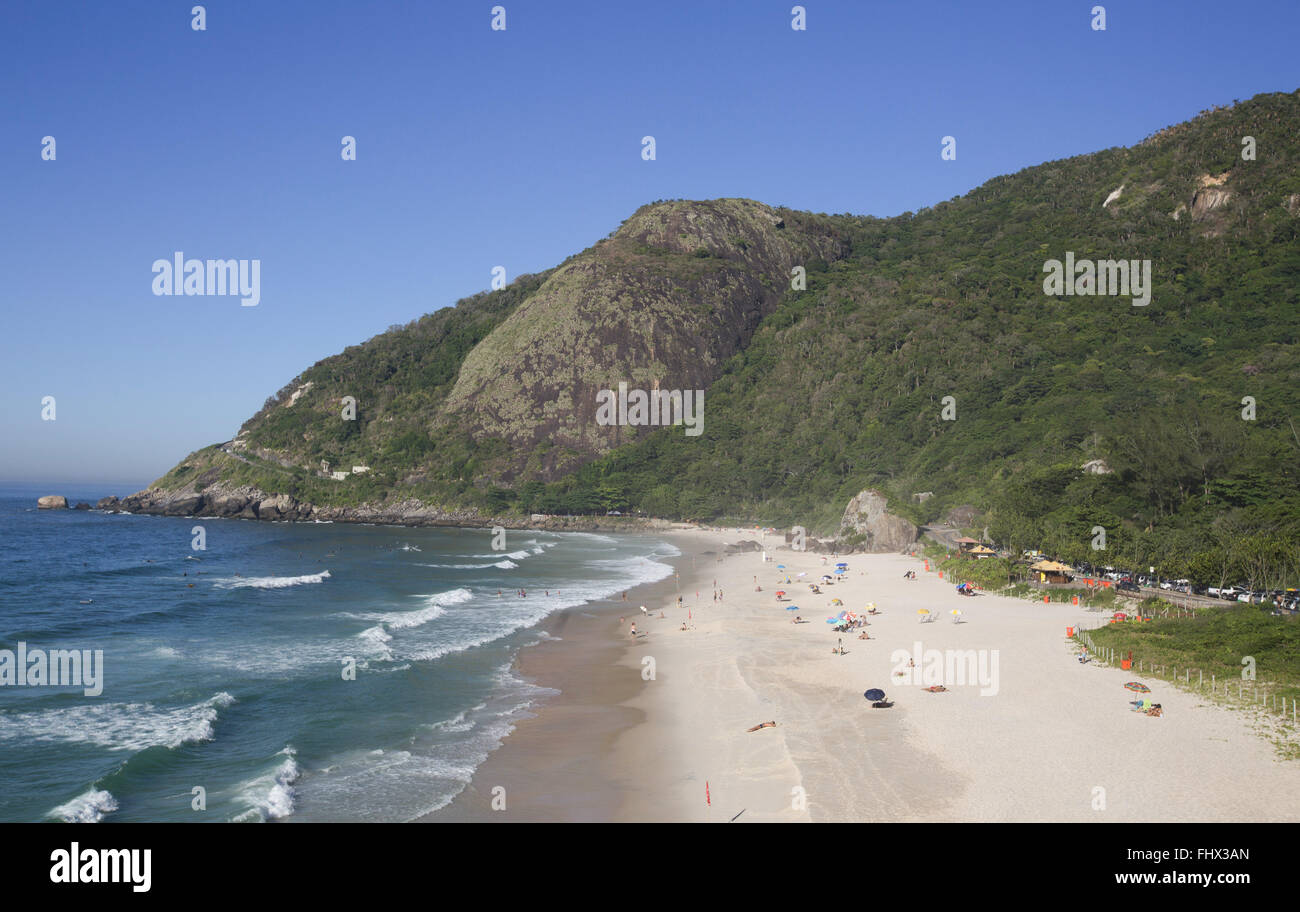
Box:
[442,199,849,478]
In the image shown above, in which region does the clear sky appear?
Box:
[2,0,1297,487]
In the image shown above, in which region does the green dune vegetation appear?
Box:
[136,90,1300,589]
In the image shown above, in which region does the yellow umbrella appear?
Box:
[917,608,930,615]
[831,598,843,606]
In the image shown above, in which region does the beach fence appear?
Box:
[1070,619,1299,729]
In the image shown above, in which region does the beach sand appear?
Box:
[427,528,1300,822]
[615,530,1300,822]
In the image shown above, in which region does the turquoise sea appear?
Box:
[0,483,676,822]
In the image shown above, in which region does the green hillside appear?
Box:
[136,90,1300,584]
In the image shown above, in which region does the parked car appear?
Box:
[1117,580,1140,593]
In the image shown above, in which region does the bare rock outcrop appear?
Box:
[37,495,68,510]
[839,490,918,552]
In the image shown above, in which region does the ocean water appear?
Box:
[0,484,677,822]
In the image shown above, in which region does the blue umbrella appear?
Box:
[864,688,886,701]
[785,604,800,611]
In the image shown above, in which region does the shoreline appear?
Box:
[419,530,727,822]
[430,532,1300,823]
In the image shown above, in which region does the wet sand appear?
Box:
[421,531,717,822]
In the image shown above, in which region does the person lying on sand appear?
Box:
[792,616,805,623]
[747,721,777,732]
[925,685,948,692]
[1146,704,1163,717]
[858,631,870,639]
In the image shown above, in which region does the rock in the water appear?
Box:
[74,502,91,510]
[37,495,68,510]
[256,493,296,520]
[208,494,250,517]
[839,490,918,552]
[161,495,204,516]
[96,496,121,511]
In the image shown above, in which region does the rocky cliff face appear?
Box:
[99,479,660,532]
[441,199,849,478]
[839,490,918,552]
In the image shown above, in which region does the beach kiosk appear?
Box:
[1029,559,1074,584]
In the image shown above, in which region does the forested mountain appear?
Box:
[125,90,1300,579]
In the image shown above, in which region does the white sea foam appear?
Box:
[0,692,236,751]
[350,588,472,658]
[231,746,299,822]
[48,788,118,823]
[417,561,499,570]
[493,560,519,569]
[356,625,395,662]
[212,570,331,590]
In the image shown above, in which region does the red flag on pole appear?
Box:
[706,781,711,806]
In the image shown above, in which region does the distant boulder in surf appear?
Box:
[96,496,121,511]
[74,502,91,510]
[37,495,68,510]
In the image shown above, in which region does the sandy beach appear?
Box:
[424,527,1300,822]
[611,529,1300,822]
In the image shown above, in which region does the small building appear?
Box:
[954,536,981,551]
[963,545,998,560]
[352,465,371,475]
[1029,559,1075,584]
[331,471,349,481]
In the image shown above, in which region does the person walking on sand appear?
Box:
[640,605,648,617]
[630,622,637,637]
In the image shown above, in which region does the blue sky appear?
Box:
[2,0,1297,487]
